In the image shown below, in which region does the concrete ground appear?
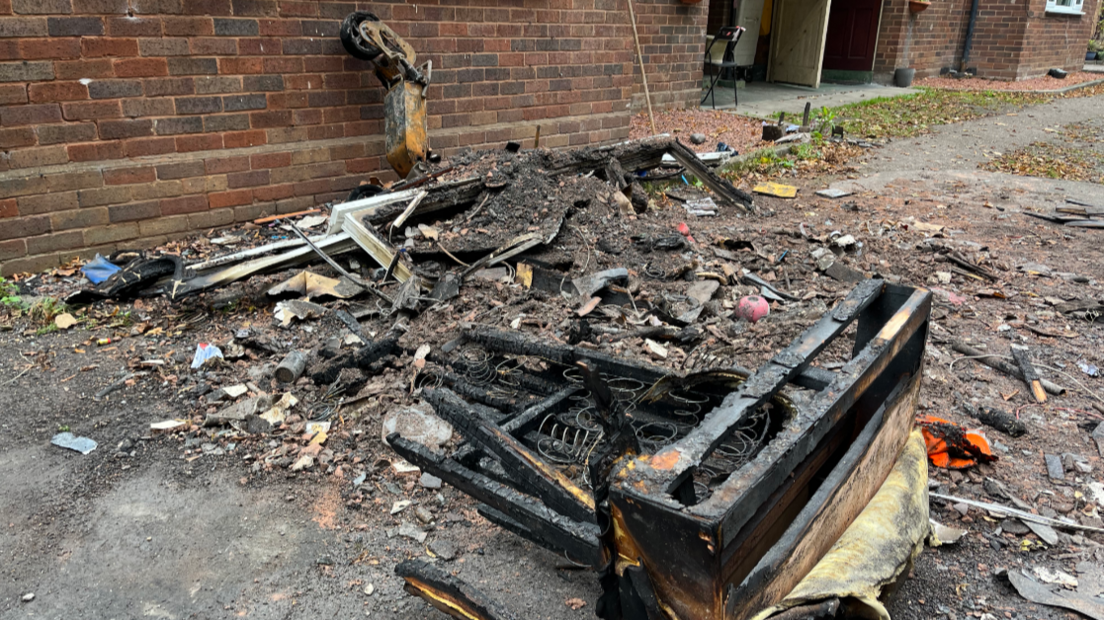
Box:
[2,91,1103,620]
[700,79,918,118]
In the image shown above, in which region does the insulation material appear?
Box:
[752,430,930,620]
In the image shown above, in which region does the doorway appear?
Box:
[822,0,883,73]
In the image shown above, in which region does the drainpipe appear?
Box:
[960,0,980,72]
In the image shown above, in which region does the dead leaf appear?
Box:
[55,313,78,330]
[413,344,430,370]
[565,598,587,610]
[645,338,668,359]
[417,223,439,241]
[576,296,601,317]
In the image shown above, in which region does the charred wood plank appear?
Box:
[423,388,596,523]
[707,288,930,540]
[434,368,534,414]
[452,386,581,467]
[666,139,754,209]
[309,330,400,385]
[1010,345,1047,404]
[396,560,519,620]
[647,279,886,494]
[476,504,583,564]
[389,435,601,564]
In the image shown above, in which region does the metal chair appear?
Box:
[701,26,746,109]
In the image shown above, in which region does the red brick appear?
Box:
[123,136,175,157]
[175,134,222,152]
[223,129,265,148]
[0,84,28,105]
[80,37,137,57]
[113,57,168,77]
[54,58,114,79]
[249,109,290,128]
[250,151,291,169]
[218,57,262,74]
[252,183,294,201]
[160,194,208,215]
[0,199,19,219]
[204,155,249,174]
[207,188,252,208]
[61,99,120,120]
[0,239,27,261]
[19,38,80,59]
[104,166,156,185]
[106,16,161,36]
[162,16,212,36]
[67,141,125,162]
[0,103,61,126]
[0,127,36,149]
[28,81,88,103]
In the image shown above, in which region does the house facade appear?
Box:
[0,0,706,275]
[709,0,1099,86]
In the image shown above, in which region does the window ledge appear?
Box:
[1044,6,1085,15]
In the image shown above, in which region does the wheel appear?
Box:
[346,184,387,202]
[340,12,383,60]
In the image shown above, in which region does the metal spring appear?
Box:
[537,414,602,465]
[670,390,708,418]
[458,346,495,385]
[606,377,645,404]
[415,369,444,390]
[563,366,583,385]
[494,358,523,387]
[635,421,678,453]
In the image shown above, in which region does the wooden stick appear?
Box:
[275,350,307,383]
[626,0,657,135]
[1011,345,1047,403]
[950,341,1064,395]
[254,208,321,224]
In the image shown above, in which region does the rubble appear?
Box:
[4,116,1104,620]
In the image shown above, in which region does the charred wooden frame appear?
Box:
[390,280,932,620]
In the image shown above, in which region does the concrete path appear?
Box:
[701,81,918,119]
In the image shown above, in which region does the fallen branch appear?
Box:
[950,341,1065,395]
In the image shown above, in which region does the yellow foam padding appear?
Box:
[751,429,930,620]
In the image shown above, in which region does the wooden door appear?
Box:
[767,0,832,87]
[822,0,882,71]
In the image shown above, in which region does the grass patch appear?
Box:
[830,88,1050,138]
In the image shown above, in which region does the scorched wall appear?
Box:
[0,0,707,275]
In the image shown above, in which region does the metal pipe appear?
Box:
[960,0,981,72]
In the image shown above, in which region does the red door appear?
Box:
[821,0,882,72]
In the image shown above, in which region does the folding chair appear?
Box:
[701,25,746,109]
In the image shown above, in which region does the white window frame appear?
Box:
[1045,0,1084,16]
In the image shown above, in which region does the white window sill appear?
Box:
[1045,7,1085,14]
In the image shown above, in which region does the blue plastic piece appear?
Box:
[81,254,121,284]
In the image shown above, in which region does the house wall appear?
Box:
[871,0,1096,81]
[0,0,707,275]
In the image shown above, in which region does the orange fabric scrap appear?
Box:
[917,415,997,469]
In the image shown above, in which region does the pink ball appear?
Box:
[735,295,770,322]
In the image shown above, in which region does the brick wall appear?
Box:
[872,0,1096,81]
[630,0,708,109]
[0,0,706,275]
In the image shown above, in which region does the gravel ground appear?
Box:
[918,71,1103,92]
[630,108,765,154]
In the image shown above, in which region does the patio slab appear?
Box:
[700,80,918,119]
